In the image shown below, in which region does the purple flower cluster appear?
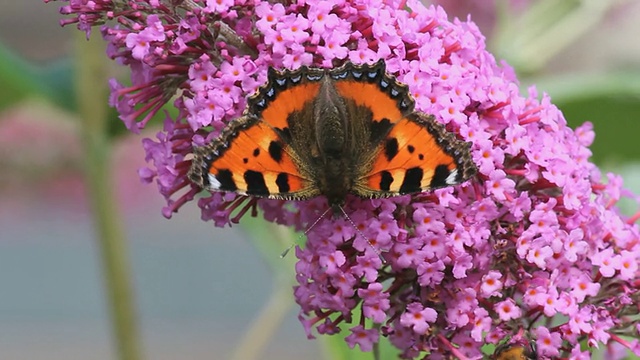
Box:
[49,0,640,358]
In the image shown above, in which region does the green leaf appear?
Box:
[318,313,400,360]
[526,71,640,103]
[0,43,45,108]
[320,333,372,360]
[377,335,402,359]
[39,60,76,111]
[562,96,640,164]
[0,42,74,110]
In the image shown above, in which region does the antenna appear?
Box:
[338,205,386,263]
[281,205,387,264]
[280,206,332,258]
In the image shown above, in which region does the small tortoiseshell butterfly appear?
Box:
[188,60,477,210]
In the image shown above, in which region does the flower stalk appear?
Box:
[75,32,142,360]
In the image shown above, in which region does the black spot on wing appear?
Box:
[369,118,393,144]
[384,138,399,161]
[399,167,423,194]
[276,173,290,193]
[430,164,452,188]
[407,145,415,153]
[253,148,260,157]
[418,154,424,160]
[217,169,237,191]
[242,158,248,164]
[269,141,284,162]
[244,170,269,196]
[380,171,393,191]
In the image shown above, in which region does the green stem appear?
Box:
[231,222,298,360]
[373,341,380,360]
[75,33,142,360]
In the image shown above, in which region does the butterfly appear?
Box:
[493,341,538,360]
[188,60,477,211]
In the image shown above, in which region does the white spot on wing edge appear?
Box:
[208,174,221,190]
[445,169,459,185]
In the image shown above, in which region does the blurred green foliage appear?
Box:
[528,71,640,164]
[0,44,74,110]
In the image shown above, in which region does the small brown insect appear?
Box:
[493,341,537,360]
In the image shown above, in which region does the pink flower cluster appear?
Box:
[49,0,640,358]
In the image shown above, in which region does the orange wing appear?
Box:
[188,115,318,200]
[329,60,415,126]
[355,112,476,197]
[189,66,327,200]
[333,80,405,124]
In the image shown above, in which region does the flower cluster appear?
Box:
[49,0,640,358]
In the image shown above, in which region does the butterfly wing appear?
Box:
[325,61,476,198]
[190,60,477,203]
[189,114,319,199]
[189,66,328,200]
[354,112,477,197]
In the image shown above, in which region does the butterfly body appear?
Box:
[189,61,477,208]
